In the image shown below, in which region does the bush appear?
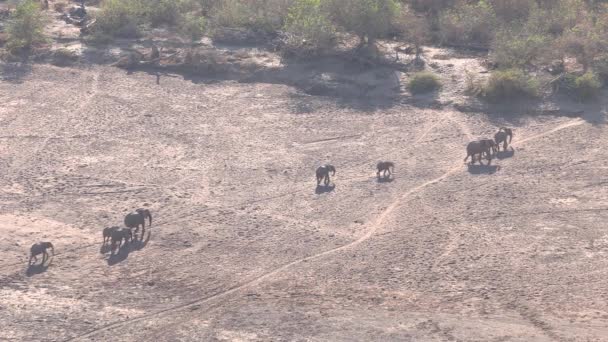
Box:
[491,28,550,68]
[179,13,206,42]
[6,0,46,53]
[559,72,602,101]
[438,1,496,48]
[93,0,142,38]
[482,68,539,102]
[51,48,78,66]
[283,0,335,54]
[573,72,602,100]
[592,54,608,83]
[211,0,293,32]
[328,0,401,46]
[408,71,441,94]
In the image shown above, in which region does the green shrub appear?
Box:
[283,0,335,53]
[408,71,441,94]
[438,1,496,48]
[94,0,142,38]
[560,72,602,101]
[574,72,601,100]
[491,28,550,68]
[179,13,206,42]
[592,54,608,83]
[51,48,79,66]
[211,0,293,32]
[482,68,539,102]
[327,0,401,46]
[6,0,46,53]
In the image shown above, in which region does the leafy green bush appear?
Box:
[573,72,602,100]
[592,54,608,83]
[491,28,550,68]
[560,72,602,101]
[283,0,335,53]
[211,0,293,32]
[438,1,496,48]
[94,0,142,38]
[482,68,539,102]
[179,13,206,42]
[408,71,441,94]
[6,0,46,53]
[328,0,400,46]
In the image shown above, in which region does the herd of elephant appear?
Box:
[28,208,153,266]
[315,127,513,187]
[27,127,513,267]
[464,127,513,165]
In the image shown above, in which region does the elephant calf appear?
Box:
[29,242,54,265]
[102,226,118,245]
[494,127,513,151]
[316,164,336,186]
[111,228,132,255]
[376,161,395,178]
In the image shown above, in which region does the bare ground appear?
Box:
[1,36,608,342]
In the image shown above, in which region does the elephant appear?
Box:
[376,161,395,178]
[110,228,132,255]
[124,208,152,239]
[464,140,493,165]
[29,242,54,265]
[102,226,118,245]
[316,164,336,186]
[479,138,498,156]
[494,127,513,151]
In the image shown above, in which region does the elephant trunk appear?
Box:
[147,210,152,226]
[49,243,55,255]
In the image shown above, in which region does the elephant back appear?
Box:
[124,213,139,227]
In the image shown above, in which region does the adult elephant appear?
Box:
[464,140,493,165]
[124,208,152,239]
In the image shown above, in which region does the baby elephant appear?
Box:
[29,242,54,265]
[316,164,336,186]
[111,228,133,255]
[102,226,118,245]
[376,161,395,178]
[494,127,513,151]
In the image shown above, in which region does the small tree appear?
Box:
[6,0,46,52]
[560,19,608,72]
[396,7,430,63]
[328,0,400,47]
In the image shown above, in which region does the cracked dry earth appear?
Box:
[1,64,608,342]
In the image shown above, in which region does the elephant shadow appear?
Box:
[107,244,131,266]
[26,261,51,277]
[131,230,152,251]
[376,176,394,183]
[99,243,111,254]
[496,148,515,160]
[315,184,335,194]
[467,164,500,175]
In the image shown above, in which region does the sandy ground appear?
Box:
[0,61,608,342]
